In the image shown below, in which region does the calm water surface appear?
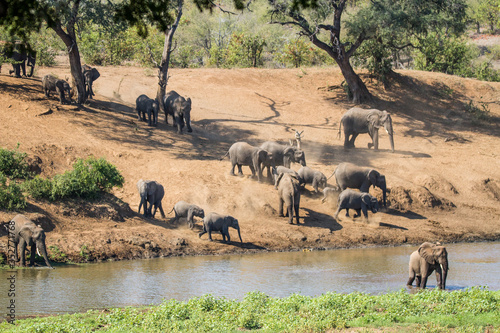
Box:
[1,241,498,316]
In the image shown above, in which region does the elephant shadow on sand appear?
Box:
[300,208,343,232]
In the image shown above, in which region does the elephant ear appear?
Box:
[367,112,381,129]
[186,98,192,108]
[382,111,393,135]
[19,226,33,244]
[368,169,379,188]
[276,172,285,185]
[92,68,100,80]
[283,147,294,166]
[361,194,371,206]
[418,243,437,265]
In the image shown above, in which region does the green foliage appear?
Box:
[223,33,267,68]
[2,288,498,332]
[465,100,491,121]
[48,245,68,262]
[23,156,124,201]
[0,146,32,179]
[0,172,27,211]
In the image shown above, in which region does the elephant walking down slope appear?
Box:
[169,201,205,228]
[199,212,242,243]
[334,189,379,221]
[276,172,301,224]
[339,107,394,152]
[407,242,449,289]
[329,162,387,207]
[10,214,53,268]
[137,179,166,219]
[297,166,327,193]
[164,90,192,133]
[260,141,306,180]
[221,141,273,183]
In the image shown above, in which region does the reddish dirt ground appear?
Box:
[0,63,499,264]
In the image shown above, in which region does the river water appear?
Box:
[1,241,499,317]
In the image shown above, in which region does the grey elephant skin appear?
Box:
[42,74,71,104]
[199,212,242,243]
[260,141,306,179]
[164,90,192,133]
[272,166,301,189]
[136,94,159,126]
[297,166,327,193]
[10,214,53,268]
[276,173,301,224]
[169,201,205,228]
[321,186,338,203]
[1,45,36,77]
[222,141,273,183]
[137,179,166,218]
[334,189,379,221]
[339,107,394,152]
[82,64,100,99]
[407,242,448,289]
[329,162,387,207]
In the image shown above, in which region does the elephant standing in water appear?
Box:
[10,214,53,268]
[164,90,192,133]
[407,242,449,289]
[328,162,387,207]
[339,107,394,152]
[82,64,100,99]
[137,179,165,218]
[221,141,273,183]
[199,212,242,243]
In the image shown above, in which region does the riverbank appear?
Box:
[0,66,500,263]
[1,288,499,332]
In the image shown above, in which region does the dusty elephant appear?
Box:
[168,201,205,228]
[271,166,302,189]
[328,162,387,207]
[297,166,327,193]
[137,179,166,218]
[407,242,449,290]
[276,172,301,224]
[9,214,53,268]
[136,94,159,126]
[334,189,379,221]
[321,186,338,203]
[260,141,306,179]
[339,107,394,152]
[199,212,242,243]
[221,141,273,183]
[164,90,192,133]
[82,64,100,99]
[42,74,71,104]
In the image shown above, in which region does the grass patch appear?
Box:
[0,288,498,332]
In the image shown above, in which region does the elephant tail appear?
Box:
[167,206,175,214]
[327,166,338,180]
[337,119,342,139]
[219,150,230,161]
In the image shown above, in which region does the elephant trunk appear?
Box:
[380,184,387,207]
[385,120,395,153]
[237,226,242,243]
[440,262,448,289]
[36,240,53,269]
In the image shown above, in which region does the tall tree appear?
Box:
[267,0,467,103]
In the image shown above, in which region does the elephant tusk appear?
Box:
[37,248,41,257]
[440,264,444,272]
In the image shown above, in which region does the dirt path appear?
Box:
[0,65,499,263]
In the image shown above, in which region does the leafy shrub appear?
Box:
[21,176,53,199]
[0,147,32,179]
[0,173,27,210]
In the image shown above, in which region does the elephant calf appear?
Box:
[199,212,242,243]
[276,173,301,224]
[42,74,71,104]
[272,166,302,189]
[408,242,449,289]
[169,201,205,228]
[321,186,339,203]
[334,189,379,221]
[222,141,273,183]
[136,94,159,126]
[137,179,166,219]
[297,166,327,193]
[164,90,192,133]
[82,64,100,99]
[10,214,53,268]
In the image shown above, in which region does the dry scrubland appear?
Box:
[0,64,499,263]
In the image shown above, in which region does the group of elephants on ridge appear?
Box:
[3,51,447,289]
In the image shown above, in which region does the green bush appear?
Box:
[0,173,27,210]
[21,176,53,199]
[0,146,32,179]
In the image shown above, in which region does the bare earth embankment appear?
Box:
[0,65,499,263]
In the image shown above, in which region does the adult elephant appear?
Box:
[137,179,166,219]
[407,242,449,289]
[297,166,327,193]
[328,162,387,207]
[82,64,100,99]
[260,141,306,180]
[276,172,301,224]
[164,90,192,133]
[221,141,273,183]
[334,189,379,221]
[339,107,394,152]
[199,212,242,243]
[1,46,36,78]
[10,214,53,268]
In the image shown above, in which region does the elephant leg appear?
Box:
[207,228,213,241]
[237,164,244,176]
[420,275,428,289]
[333,207,341,220]
[30,244,36,266]
[368,129,379,150]
[353,209,361,218]
[157,202,166,219]
[19,239,27,266]
[349,133,359,147]
[345,208,350,217]
[279,197,284,217]
[435,270,443,289]
[147,111,152,126]
[198,226,207,238]
[230,162,236,176]
[407,270,416,286]
[248,165,256,178]
[185,113,192,132]
[287,205,293,224]
[415,275,421,287]
[294,203,300,224]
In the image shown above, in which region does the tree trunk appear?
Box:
[156,0,183,116]
[336,57,372,104]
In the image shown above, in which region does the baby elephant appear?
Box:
[272,166,301,189]
[42,74,71,104]
[334,189,379,221]
[276,172,301,224]
[199,212,242,243]
[136,94,159,126]
[321,186,339,203]
[297,166,327,193]
[168,201,205,228]
[137,179,165,218]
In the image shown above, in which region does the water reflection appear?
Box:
[1,241,498,316]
